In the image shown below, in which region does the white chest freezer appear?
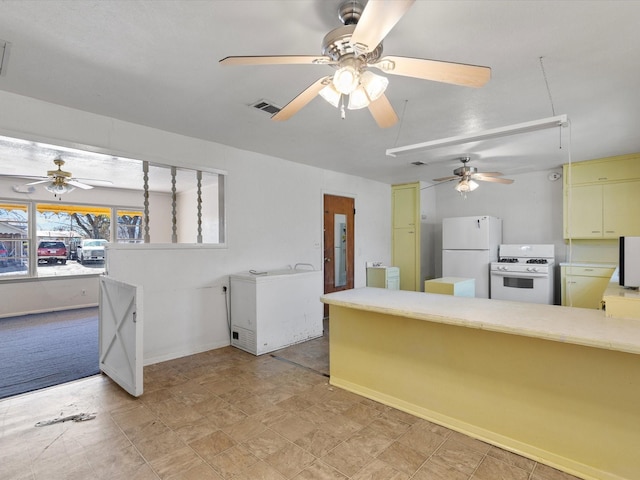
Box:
[229,268,323,355]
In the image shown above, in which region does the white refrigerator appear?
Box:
[442,215,502,298]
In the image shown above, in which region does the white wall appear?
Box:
[425,169,565,303]
[0,90,391,362]
[177,182,219,243]
[0,174,173,317]
[107,150,391,364]
[420,182,437,283]
[429,169,565,272]
[0,176,148,205]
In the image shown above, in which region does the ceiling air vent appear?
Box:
[250,99,281,115]
[411,161,425,166]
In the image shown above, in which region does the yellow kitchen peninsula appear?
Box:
[322,288,640,480]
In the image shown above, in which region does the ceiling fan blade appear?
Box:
[367,94,398,128]
[0,173,47,180]
[371,55,491,87]
[25,179,51,186]
[271,77,330,122]
[350,0,415,54]
[75,177,114,186]
[219,55,334,66]
[475,175,514,184]
[432,175,459,182]
[68,179,94,190]
[472,172,503,177]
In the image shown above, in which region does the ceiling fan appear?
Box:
[8,157,105,198]
[219,0,491,128]
[433,157,514,193]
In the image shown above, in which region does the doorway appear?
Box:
[323,194,354,317]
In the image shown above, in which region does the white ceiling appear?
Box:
[0,0,639,190]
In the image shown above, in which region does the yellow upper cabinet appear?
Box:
[564,184,603,238]
[392,183,418,228]
[603,182,640,237]
[564,154,640,239]
[565,153,640,184]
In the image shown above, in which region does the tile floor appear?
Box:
[0,327,582,480]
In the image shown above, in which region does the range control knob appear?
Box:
[527,267,538,273]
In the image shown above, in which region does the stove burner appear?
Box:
[498,258,519,263]
[526,258,549,264]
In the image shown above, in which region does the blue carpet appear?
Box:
[0,308,99,399]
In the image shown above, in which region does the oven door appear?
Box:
[490,270,552,304]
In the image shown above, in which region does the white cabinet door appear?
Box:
[99,276,143,397]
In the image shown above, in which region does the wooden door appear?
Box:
[99,276,143,397]
[323,194,354,316]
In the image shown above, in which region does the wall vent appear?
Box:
[250,99,281,115]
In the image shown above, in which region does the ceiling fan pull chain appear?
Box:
[340,95,346,119]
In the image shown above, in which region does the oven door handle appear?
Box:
[491,271,549,279]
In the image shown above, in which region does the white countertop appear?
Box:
[321,287,640,355]
[604,283,640,299]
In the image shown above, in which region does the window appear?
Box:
[117,209,143,243]
[35,203,112,277]
[0,134,227,281]
[0,202,144,279]
[0,202,29,278]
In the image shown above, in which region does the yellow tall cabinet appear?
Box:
[563,153,640,239]
[392,182,421,291]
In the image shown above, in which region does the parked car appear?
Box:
[77,239,108,265]
[37,241,68,264]
[0,241,8,267]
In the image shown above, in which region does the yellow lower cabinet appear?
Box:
[393,228,416,291]
[561,266,615,309]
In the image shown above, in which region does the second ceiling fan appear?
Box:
[433,157,514,193]
[220,0,491,128]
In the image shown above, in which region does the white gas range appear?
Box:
[490,244,555,304]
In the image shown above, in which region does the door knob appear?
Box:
[324,257,331,262]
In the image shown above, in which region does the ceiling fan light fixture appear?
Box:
[454,178,479,193]
[332,63,360,94]
[347,85,370,110]
[45,182,75,195]
[319,83,342,107]
[360,70,388,101]
[347,71,390,110]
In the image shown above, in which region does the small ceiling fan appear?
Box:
[7,157,109,198]
[433,157,514,193]
[219,0,491,128]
